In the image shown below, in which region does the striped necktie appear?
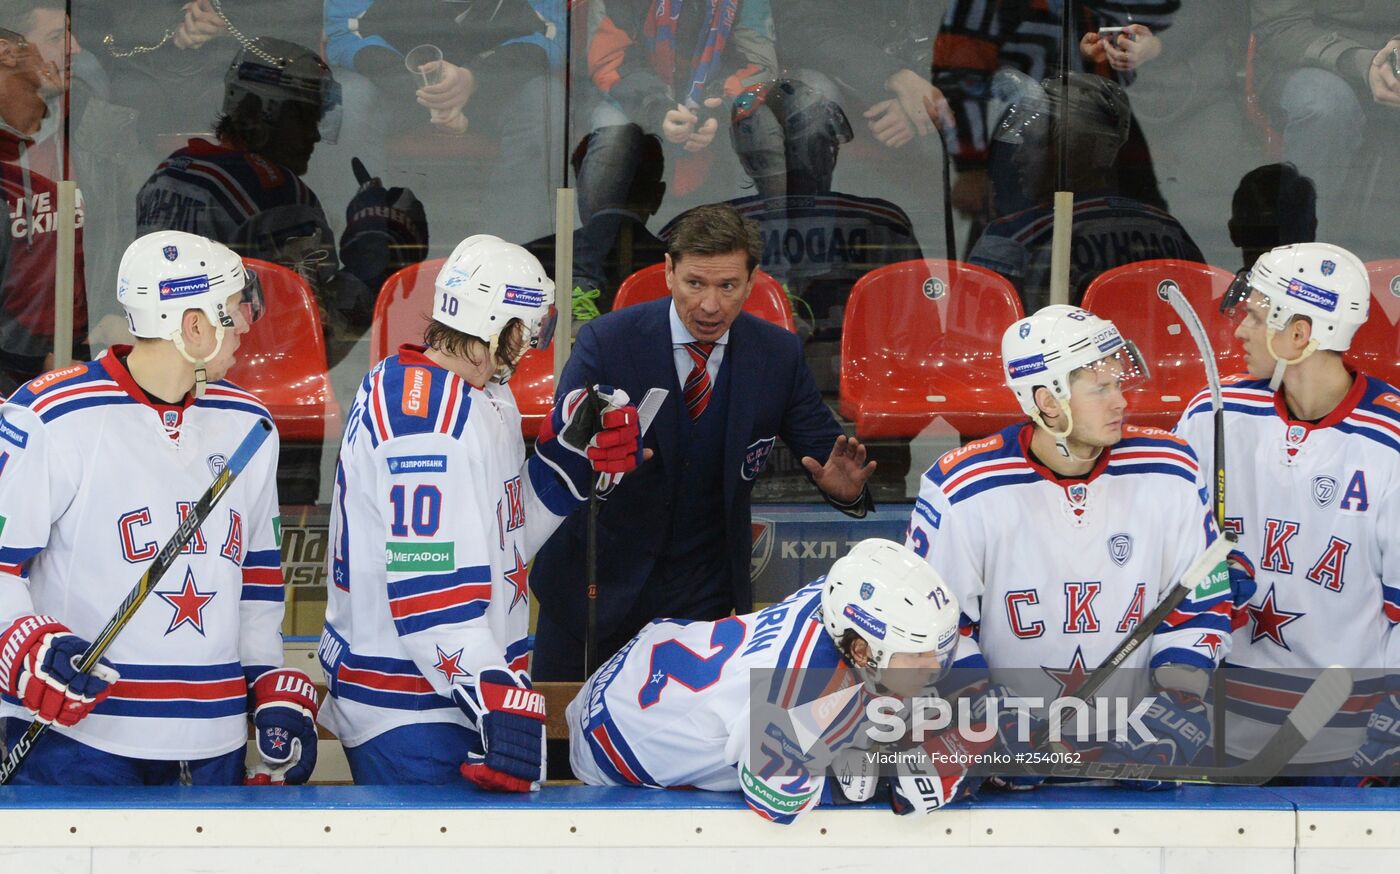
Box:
[682,341,717,421]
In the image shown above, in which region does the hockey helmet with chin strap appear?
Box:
[223,37,342,145]
[821,539,960,691]
[1001,305,1149,459]
[432,235,557,383]
[1221,241,1369,389]
[117,230,263,396]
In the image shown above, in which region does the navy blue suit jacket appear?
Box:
[530,298,847,638]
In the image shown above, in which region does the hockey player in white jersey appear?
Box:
[320,235,644,788]
[0,230,317,785]
[1176,242,1400,780]
[568,538,985,823]
[906,305,1241,780]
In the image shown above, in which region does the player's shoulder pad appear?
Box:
[1184,374,1272,418]
[5,360,126,425]
[1108,427,1200,482]
[363,354,472,444]
[924,424,1027,492]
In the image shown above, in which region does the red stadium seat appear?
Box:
[1081,260,1246,430]
[840,260,1024,439]
[374,259,555,439]
[1356,261,1400,388]
[613,262,796,332]
[227,259,341,443]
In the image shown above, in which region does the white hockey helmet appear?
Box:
[432,234,557,377]
[1222,242,1369,385]
[821,539,960,683]
[1002,305,1149,456]
[117,231,264,394]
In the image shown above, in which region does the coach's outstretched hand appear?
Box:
[802,435,876,504]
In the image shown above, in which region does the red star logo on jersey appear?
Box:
[505,545,529,611]
[433,646,467,685]
[1195,632,1226,660]
[1247,584,1304,650]
[1042,646,1092,697]
[156,568,216,635]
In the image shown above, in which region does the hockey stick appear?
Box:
[1030,533,1235,749]
[1157,277,1229,764]
[0,418,274,785]
[992,666,1351,785]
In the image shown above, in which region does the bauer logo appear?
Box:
[388,455,448,475]
[502,285,546,308]
[401,367,431,418]
[843,603,887,640]
[158,274,211,300]
[0,416,28,449]
[385,542,455,572]
[1007,353,1048,378]
[1285,278,1338,312]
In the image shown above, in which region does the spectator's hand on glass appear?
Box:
[662,103,700,144]
[886,69,947,137]
[864,98,915,148]
[683,97,723,152]
[173,0,228,50]
[416,60,475,132]
[1101,24,1161,71]
[1368,39,1400,108]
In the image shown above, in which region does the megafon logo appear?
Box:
[402,367,432,418]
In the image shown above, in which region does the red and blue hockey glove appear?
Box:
[1353,694,1400,778]
[535,385,643,500]
[890,727,990,815]
[0,615,119,727]
[1098,687,1210,789]
[340,157,430,293]
[246,669,320,785]
[1227,549,1258,631]
[451,667,546,792]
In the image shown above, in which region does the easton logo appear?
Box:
[402,367,431,418]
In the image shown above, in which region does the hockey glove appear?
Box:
[1227,549,1258,631]
[1352,694,1400,777]
[535,385,642,500]
[1098,687,1210,789]
[452,667,546,792]
[340,158,430,292]
[970,682,1046,791]
[0,615,118,727]
[247,669,320,786]
[890,728,986,815]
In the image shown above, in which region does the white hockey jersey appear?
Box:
[905,423,1231,713]
[318,345,578,748]
[0,348,285,760]
[567,581,884,824]
[1176,373,1400,763]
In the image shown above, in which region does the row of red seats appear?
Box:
[840,259,1400,438]
[227,257,1400,448]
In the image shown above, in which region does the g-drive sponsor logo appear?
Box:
[1007,354,1048,378]
[502,285,546,308]
[402,367,431,418]
[158,274,212,300]
[0,416,28,448]
[385,542,455,572]
[1285,278,1339,312]
[387,455,448,474]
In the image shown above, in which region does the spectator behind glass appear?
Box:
[666,77,923,340]
[527,127,668,322]
[1250,0,1400,234]
[967,72,1202,312]
[322,0,563,243]
[0,25,87,393]
[135,37,428,364]
[1228,163,1317,271]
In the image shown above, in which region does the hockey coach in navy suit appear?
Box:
[531,203,876,680]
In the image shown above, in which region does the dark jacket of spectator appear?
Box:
[1252,0,1400,95]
